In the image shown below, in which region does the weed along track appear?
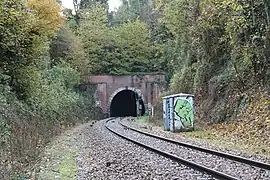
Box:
[105,118,270,180]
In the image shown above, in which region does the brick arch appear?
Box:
[107,87,145,116]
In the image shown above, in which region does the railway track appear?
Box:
[105,117,270,180]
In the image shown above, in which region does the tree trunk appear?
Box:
[251,0,256,26]
[73,0,80,25]
[264,0,270,26]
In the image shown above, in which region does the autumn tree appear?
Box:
[0,0,36,91]
[0,0,96,178]
[0,0,65,99]
[28,0,64,38]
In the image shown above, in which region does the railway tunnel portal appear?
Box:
[80,74,166,118]
[110,89,145,117]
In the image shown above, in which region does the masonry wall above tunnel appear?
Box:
[88,74,166,115]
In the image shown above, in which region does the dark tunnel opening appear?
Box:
[110,90,145,117]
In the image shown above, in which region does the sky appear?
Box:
[61,0,122,12]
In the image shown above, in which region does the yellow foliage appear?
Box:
[209,91,270,149]
[28,0,64,38]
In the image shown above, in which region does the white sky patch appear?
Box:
[61,0,74,10]
[61,0,122,11]
[108,0,122,11]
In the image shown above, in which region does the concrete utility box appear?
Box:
[162,93,194,132]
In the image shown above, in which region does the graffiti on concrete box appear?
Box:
[174,97,194,130]
[163,94,194,132]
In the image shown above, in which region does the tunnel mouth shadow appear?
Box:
[110,90,145,117]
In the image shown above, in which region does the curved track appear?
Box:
[118,119,270,171]
[106,118,239,180]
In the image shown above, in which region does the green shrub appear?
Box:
[170,64,197,94]
[0,64,95,178]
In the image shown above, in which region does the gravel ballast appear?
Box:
[35,117,269,179]
[122,118,270,164]
[118,118,270,180]
[77,119,215,180]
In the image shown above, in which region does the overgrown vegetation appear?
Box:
[1,0,269,177]
[158,0,270,121]
[0,0,95,178]
[107,0,269,150]
[35,127,79,180]
[151,0,269,151]
[208,90,270,152]
[155,0,269,148]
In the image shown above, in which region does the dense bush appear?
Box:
[1,0,270,177]
[0,64,95,178]
[158,0,270,123]
[0,0,95,178]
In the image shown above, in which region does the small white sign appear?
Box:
[96,101,101,106]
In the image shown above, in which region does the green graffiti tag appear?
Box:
[174,98,194,128]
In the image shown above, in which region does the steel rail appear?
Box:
[105,118,239,180]
[119,119,270,171]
